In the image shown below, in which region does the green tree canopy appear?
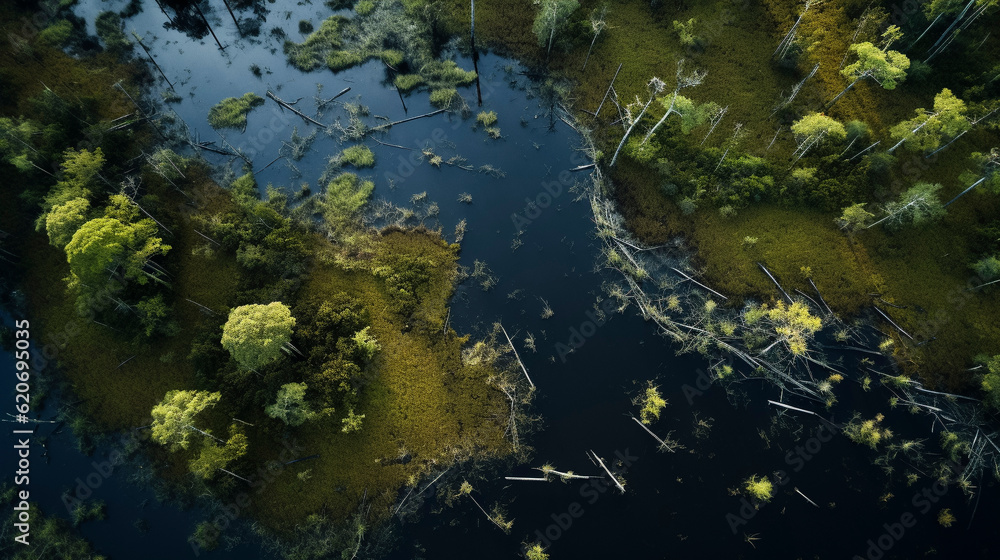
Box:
[64,215,170,295]
[873,182,947,229]
[189,424,249,479]
[981,356,1000,410]
[221,302,296,370]
[0,117,40,172]
[151,390,221,451]
[44,197,90,249]
[265,382,316,426]
[842,42,910,89]
[836,202,874,232]
[889,88,970,153]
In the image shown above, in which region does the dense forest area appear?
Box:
[0,0,998,558]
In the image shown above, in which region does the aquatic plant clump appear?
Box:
[207,92,264,130]
[744,475,773,503]
[339,144,376,168]
[283,15,348,71]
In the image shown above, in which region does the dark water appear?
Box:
[1,1,996,559]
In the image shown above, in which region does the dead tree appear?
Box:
[640,60,707,145]
[609,77,666,166]
[582,5,608,71]
[470,0,482,106]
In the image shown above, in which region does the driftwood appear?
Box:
[371,109,446,131]
[872,306,913,340]
[588,450,625,493]
[267,91,325,127]
[631,416,675,452]
[505,476,549,482]
[670,267,728,300]
[794,487,820,508]
[592,63,622,117]
[767,399,817,416]
[219,468,251,483]
[500,323,534,388]
[757,262,792,303]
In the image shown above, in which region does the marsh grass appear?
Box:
[207,92,264,130]
[420,0,1000,388]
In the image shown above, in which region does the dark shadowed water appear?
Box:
[2,1,997,559]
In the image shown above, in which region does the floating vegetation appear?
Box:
[395,74,425,92]
[457,192,473,204]
[207,92,264,130]
[744,475,773,503]
[539,297,554,319]
[280,127,318,161]
[476,111,498,127]
[471,260,498,292]
[338,144,376,168]
[429,88,458,109]
[283,16,348,71]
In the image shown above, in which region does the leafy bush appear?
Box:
[973,256,1000,281]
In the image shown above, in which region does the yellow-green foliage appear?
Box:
[189,425,248,478]
[207,92,264,130]
[429,88,457,108]
[221,302,296,370]
[38,19,73,47]
[356,0,376,15]
[339,145,376,168]
[744,474,773,502]
[322,173,375,229]
[327,50,366,71]
[638,383,667,424]
[845,413,892,449]
[150,390,221,451]
[477,110,498,127]
[526,543,550,560]
[419,59,477,89]
[283,15,348,71]
[938,508,956,527]
[395,74,425,92]
[982,356,1000,410]
[767,300,822,355]
[248,229,511,529]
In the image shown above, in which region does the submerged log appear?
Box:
[267,90,325,127]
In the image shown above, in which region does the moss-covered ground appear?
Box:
[0,3,514,535]
[423,0,1000,392]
